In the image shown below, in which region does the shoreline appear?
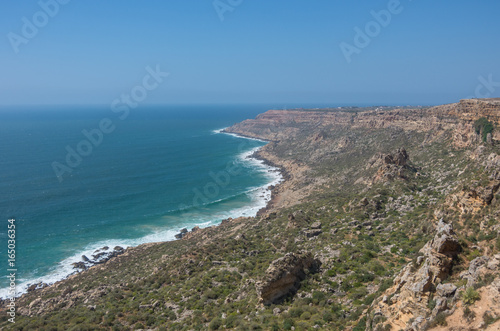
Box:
[217,128,287,217]
[4,127,287,300]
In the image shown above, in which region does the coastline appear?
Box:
[5,127,287,300]
[219,128,287,217]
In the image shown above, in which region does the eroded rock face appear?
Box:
[369,148,411,183]
[421,220,460,258]
[369,220,461,331]
[255,252,321,305]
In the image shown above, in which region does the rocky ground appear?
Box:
[1,99,500,330]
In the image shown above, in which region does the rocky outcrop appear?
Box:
[71,246,125,271]
[446,177,500,214]
[368,220,461,331]
[460,254,500,289]
[447,99,500,147]
[256,252,321,305]
[368,148,411,183]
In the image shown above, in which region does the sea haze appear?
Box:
[0,105,282,297]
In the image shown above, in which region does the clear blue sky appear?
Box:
[1,0,500,106]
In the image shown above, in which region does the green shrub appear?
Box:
[463,306,475,322]
[300,311,311,320]
[427,296,436,310]
[209,317,223,330]
[312,291,326,304]
[289,307,303,318]
[270,324,280,331]
[323,311,334,322]
[225,314,238,328]
[353,316,367,331]
[433,312,448,326]
[474,117,494,142]
[283,318,294,330]
[462,287,480,305]
[483,312,497,326]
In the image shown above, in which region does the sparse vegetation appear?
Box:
[462,287,481,305]
[474,117,494,142]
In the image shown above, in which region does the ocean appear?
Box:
[0,105,282,298]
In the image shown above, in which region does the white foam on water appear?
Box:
[0,229,178,299]
[211,127,226,134]
[0,130,283,299]
[222,131,268,143]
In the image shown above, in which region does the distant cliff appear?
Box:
[226,98,500,147]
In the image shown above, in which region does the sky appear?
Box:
[1,0,500,107]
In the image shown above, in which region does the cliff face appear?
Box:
[369,220,462,330]
[226,99,500,147]
[450,99,500,126]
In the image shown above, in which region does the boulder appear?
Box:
[310,221,322,229]
[359,197,369,207]
[255,252,321,305]
[72,262,87,270]
[304,229,322,238]
[92,252,107,260]
[419,220,460,259]
[461,256,490,288]
[436,283,457,297]
[487,254,500,270]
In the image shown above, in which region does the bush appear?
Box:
[288,307,303,318]
[324,311,335,323]
[463,306,475,322]
[300,311,311,320]
[270,324,280,331]
[462,287,480,305]
[312,291,326,304]
[209,317,222,330]
[353,317,367,331]
[283,318,294,330]
[432,312,448,327]
[483,312,497,326]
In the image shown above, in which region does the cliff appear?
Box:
[226,99,500,145]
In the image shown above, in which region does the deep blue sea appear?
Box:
[0,105,282,297]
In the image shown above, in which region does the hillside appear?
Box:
[2,99,500,330]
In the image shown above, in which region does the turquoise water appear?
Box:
[0,105,281,297]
